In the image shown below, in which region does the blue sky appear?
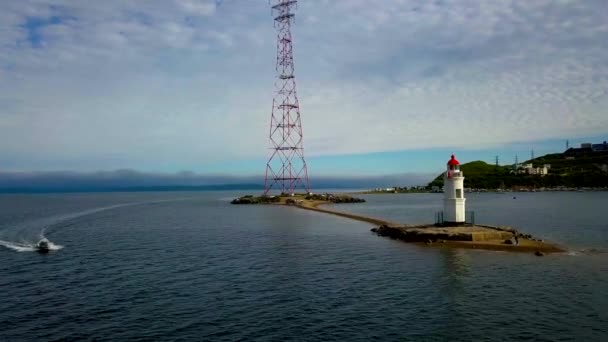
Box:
[1,0,607,181]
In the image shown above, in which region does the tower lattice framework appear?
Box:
[264,0,310,194]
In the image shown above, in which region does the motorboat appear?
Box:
[36,239,51,253]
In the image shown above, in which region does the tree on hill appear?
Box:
[427,151,608,189]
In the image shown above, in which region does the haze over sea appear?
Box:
[1,191,606,341]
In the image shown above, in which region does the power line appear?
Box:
[264,0,310,194]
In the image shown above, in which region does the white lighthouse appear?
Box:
[443,154,466,224]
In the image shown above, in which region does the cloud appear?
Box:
[0,169,432,191]
[295,0,608,153]
[0,0,607,172]
[176,0,217,17]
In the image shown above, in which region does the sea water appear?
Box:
[1,191,606,341]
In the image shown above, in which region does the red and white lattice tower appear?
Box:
[264,0,310,195]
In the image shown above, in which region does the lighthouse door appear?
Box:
[456,189,462,198]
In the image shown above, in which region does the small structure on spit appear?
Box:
[371,154,564,254]
[443,154,466,224]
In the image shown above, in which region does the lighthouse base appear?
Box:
[443,198,466,223]
[436,209,474,226]
[439,221,469,227]
[371,224,565,253]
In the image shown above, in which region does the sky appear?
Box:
[1,0,607,184]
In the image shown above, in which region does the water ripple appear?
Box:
[1,192,607,341]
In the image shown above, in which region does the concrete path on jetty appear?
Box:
[286,198,565,254]
[231,194,565,254]
[296,200,398,226]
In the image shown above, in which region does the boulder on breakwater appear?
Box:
[371,224,565,253]
[231,193,365,205]
[305,193,366,203]
[231,195,281,205]
[371,224,514,243]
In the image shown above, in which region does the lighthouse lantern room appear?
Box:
[443,154,466,224]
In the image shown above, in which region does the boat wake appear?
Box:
[565,247,608,256]
[579,247,607,255]
[0,237,63,253]
[0,198,189,253]
[0,225,64,252]
[0,240,38,252]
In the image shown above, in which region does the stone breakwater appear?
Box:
[231,193,365,205]
[371,224,513,242]
[371,224,565,254]
[231,194,565,254]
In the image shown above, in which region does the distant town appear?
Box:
[368,140,608,193]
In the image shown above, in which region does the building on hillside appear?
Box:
[592,141,608,151]
[535,166,548,175]
[565,140,607,156]
[564,147,592,156]
[516,163,548,175]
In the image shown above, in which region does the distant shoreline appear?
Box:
[357,187,608,195]
[2,185,606,195]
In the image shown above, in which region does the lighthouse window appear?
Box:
[456,189,462,198]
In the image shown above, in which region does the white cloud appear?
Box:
[293,0,608,154]
[0,0,607,172]
[176,0,217,17]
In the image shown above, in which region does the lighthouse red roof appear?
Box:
[447,154,460,166]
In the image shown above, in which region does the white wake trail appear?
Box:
[0,240,37,252]
[0,197,191,253]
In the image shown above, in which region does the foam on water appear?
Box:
[0,237,63,253]
[0,240,37,252]
[1,191,607,341]
[0,198,188,253]
[579,247,607,254]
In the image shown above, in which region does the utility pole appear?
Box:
[264,0,310,194]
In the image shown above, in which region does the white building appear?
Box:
[517,163,548,175]
[443,154,466,223]
[536,166,548,175]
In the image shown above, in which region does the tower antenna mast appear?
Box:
[264,0,310,194]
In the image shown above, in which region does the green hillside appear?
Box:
[428,151,608,189]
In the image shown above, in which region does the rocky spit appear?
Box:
[371,224,564,254]
[371,224,515,242]
[231,194,564,254]
[231,193,365,205]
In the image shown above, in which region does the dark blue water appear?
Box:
[1,192,607,341]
